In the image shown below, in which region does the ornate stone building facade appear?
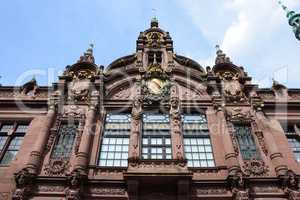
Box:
[0,19,300,200]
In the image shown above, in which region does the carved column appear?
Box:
[169,85,185,162]
[214,100,240,175]
[254,110,288,175]
[128,96,142,164]
[26,100,57,174]
[74,94,98,172]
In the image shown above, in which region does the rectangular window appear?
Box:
[51,123,78,159]
[142,114,172,159]
[183,114,215,167]
[233,124,260,160]
[0,122,28,165]
[282,124,300,162]
[98,114,130,167]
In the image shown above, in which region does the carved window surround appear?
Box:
[43,114,85,176]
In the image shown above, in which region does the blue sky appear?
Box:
[1,0,300,88]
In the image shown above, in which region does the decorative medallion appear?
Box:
[141,64,171,103]
[242,159,269,177]
[44,158,70,176]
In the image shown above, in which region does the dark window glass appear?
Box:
[234,124,260,160]
[98,114,130,167]
[142,114,172,159]
[182,114,215,167]
[51,123,78,159]
[1,136,23,165]
[0,122,28,165]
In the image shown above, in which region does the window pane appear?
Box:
[98,114,130,167]
[0,125,13,133]
[0,136,8,151]
[15,125,29,133]
[234,124,260,160]
[288,138,300,162]
[51,124,78,159]
[182,114,215,168]
[0,136,24,165]
[142,114,171,160]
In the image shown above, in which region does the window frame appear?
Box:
[282,123,300,162]
[233,123,261,160]
[141,113,172,160]
[0,121,29,165]
[182,113,216,168]
[50,120,79,160]
[97,113,131,168]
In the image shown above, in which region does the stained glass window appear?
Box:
[0,122,28,165]
[98,114,130,167]
[182,114,215,167]
[142,114,172,159]
[234,124,260,160]
[51,123,78,159]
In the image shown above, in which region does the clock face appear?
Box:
[146,78,166,95]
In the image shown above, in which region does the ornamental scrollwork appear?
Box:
[44,158,70,176]
[242,159,269,177]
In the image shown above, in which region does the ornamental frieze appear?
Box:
[89,187,126,195]
[192,186,228,195]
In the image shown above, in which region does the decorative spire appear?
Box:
[151,17,159,28]
[77,44,95,63]
[215,45,232,65]
[151,8,159,28]
[278,0,300,41]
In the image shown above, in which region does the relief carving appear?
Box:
[89,187,126,195]
[44,158,70,176]
[192,186,227,195]
[37,185,65,193]
[218,71,246,103]
[65,169,87,200]
[225,107,253,122]
[13,168,36,200]
[68,79,90,102]
[242,159,269,177]
[0,193,9,200]
[63,105,86,118]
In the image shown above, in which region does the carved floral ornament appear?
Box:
[44,158,70,176]
[242,159,269,177]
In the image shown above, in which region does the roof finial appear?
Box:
[77,43,95,63]
[215,45,232,65]
[151,8,159,28]
[278,0,300,41]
